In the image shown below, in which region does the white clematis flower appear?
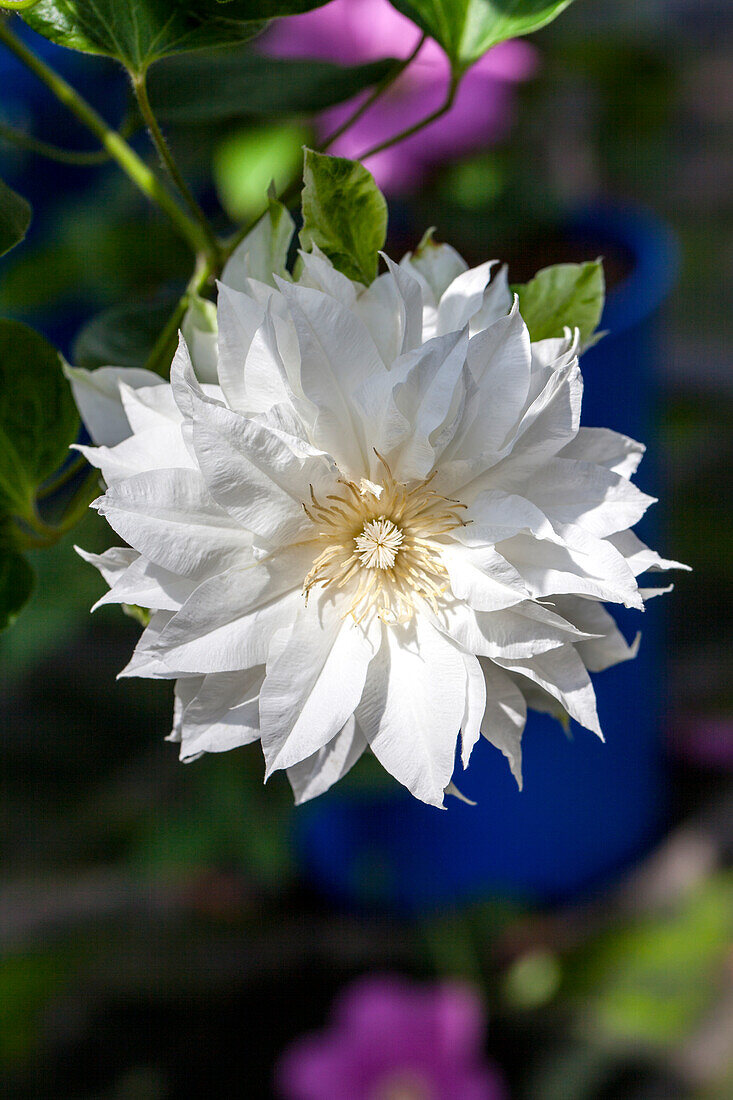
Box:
[72,219,687,808]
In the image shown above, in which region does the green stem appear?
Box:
[320,34,427,152]
[0,1,42,10]
[37,454,88,500]
[132,73,221,265]
[357,71,461,162]
[0,119,110,165]
[144,256,213,375]
[0,20,215,261]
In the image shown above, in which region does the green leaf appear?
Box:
[300,148,387,285]
[73,294,180,371]
[390,0,577,69]
[214,124,306,223]
[0,321,79,515]
[22,0,331,76]
[513,260,605,346]
[149,49,396,124]
[0,550,35,632]
[0,178,31,259]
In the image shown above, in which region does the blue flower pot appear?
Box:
[294,204,680,912]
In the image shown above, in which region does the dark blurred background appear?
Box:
[1,1,731,1096]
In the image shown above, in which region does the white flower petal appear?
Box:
[144,545,311,674]
[552,595,640,672]
[286,716,368,805]
[495,643,602,738]
[436,261,495,336]
[65,364,165,446]
[480,658,527,788]
[355,618,467,807]
[441,542,529,612]
[260,600,379,777]
[93,467,251,579]
[461,652,486,768]
[279,281,384,475]
[177,667,264,761]
[559,426,646,479]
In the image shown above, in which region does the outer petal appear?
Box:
[608,529,690,576]
[495,644,602,737]
[439,600,590,661]
[260,600,379,776]
[511,457,656,539]
[480,657,527,788]
[93,467,252,579]
[355,617,467,807]
[186,381,331,545]
[77,546,196,612]
[176,668,264,761]
[140,544,312,674]
[286,716,368,805]
[65,364,165,446]
[552,595,641,672]
[76,420,195,484]
[461,652,487,768]
[559,426,645,479]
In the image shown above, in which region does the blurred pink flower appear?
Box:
[672,716,733,770]
[275,974,508,1100]
[263,0,538,192]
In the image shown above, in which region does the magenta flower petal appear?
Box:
[262,0,538,192]
[275,975,507,1100]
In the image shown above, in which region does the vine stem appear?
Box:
[132,73,221,266]
[0,20,216,263]
[320,34,427,152]
[357,71,461,162]
[0,119,110,165]
[143,256,213,375]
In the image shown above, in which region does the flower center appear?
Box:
[355,517,404,570]
[302,453,466,623]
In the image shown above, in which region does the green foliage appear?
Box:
[514,260,605,346]
[214,125,307,222]
[300,149,388,285]
[567,875,733,1047]
[0,178,31,258]
[390,0,577,70]
[21,0,331,76]
[73,294,180,371]
[0,320,79,516]
[149,49,396,124]
[0,549,35,633]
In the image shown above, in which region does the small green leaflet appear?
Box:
[0,320,79,515]
[300,149,387,286]
[0,178,31,258]
[22,0,332,76]
[390,0,577,70]
[513,260,605,346]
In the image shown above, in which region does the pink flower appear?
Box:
[275,975,508,1100]
[263,0,538,192]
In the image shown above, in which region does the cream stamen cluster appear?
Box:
[302,457,466,623]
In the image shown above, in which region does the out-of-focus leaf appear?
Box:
[0,550,35,632]
[513,260,605,346]
[300,149,387,285]
[150,50,396,123]
[566,875,733,1047]
[0,321,79,515]
[0,178,31,259]
[390,0,576,69]
[214,125,307,222]
[21,0,331,76]
[72,294,180,371]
